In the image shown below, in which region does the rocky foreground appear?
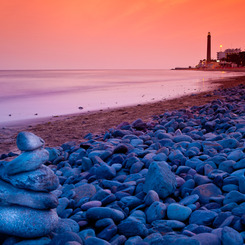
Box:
[1,84,245,244]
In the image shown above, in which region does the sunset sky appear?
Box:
[1,0,245,69]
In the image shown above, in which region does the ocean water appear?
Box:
[0,69,243,125]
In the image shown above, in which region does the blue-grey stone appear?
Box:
[16,131,45,151]
[79,229,95,243]
[91,189,110,201]
[239,176,245,194]
[146,201,166,223]
[221,226,243,245]
[64,242,81,245]
[191,183,222,204]
[88,150,112,161]
[3,148,49,175]
[86,207,125,222]
[173,135,192,143]
[81,157,93,171]
[143,161,176,199]
[124,236,143,245]
[175,166,191,175]
[111,163,122,173]
[189,210,218,225]
[101,193,116,206]
[168,150,186,165]
[152,219,186,229]
[109,234,126,245]
[144,190,160,206]
[0,206,58,238]
[185,147,200,157]
[56,197,69,216]
[223,190,245,205]
[218,138,239,149]
[97,223,117,241]
[96,164,116,180]
[219,160,235,174]
[219,215,235,228]
[167,203,192,221]
[234,158,245,170]
[194,174,212,185]
[0,165,59,192]
[95,218,114,228]
[121,196,142,209]
[131,139,143,147]
[130,161,144,174]
[143,233,163,244]
[160,234,200,244]
[213,212,232,228]
[202,141,223,152]
[231,164,245,176]
[223,176,239,185]
[179,194,199,205]
[232,202,245,216]
[15,237,51,245]
[118,210,148,237]
[153,153,168,162]
[54,218,80,233]
[227,150,244,162]
[101,179,123,189]
[222,184,238,192]
[132,118,147,130]
[191,225,213,234]
[50,231,83,245]
[81,201,102,210]
[46,147,60,162]
[192,233,221,245]
[176,176,185,188]
[113,144,129,154]
[221,202,238,212]
[0,179,58,210]
[85,237,110,245]
[73,184,97,203]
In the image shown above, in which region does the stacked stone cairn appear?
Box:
[0,132,59,238]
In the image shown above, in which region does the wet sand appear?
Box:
[1,75,245,155]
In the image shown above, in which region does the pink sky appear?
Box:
[1,0,245,69]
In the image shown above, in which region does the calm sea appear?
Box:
[0,69,243,125]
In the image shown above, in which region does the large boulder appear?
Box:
[143,161,176,199]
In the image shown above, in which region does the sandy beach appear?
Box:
[1,74,245,155]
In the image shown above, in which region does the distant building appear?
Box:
[217,48,241,60]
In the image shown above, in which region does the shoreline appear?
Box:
[1,75,245,155]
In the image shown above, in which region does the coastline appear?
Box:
[1,75,245,155]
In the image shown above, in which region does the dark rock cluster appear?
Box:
[1,84,245,244]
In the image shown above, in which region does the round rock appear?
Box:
[86,207,125,222]
[167,203,192,221]
[17,131,45,151]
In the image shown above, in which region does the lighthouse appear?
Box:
[207,32,211,63]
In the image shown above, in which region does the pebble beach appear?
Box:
[0,74,245,244]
